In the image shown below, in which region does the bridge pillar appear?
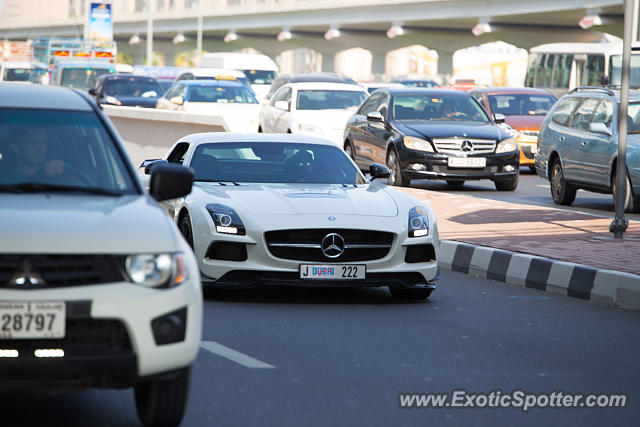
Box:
[438,51,454,81]
[371,52,386,80]
[321,52,335,73]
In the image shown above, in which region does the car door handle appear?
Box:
[559,136,565,142]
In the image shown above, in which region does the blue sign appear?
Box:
[87,2,113,43]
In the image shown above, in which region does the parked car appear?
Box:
[143,133,439,300]
[535,86,640,212]
[391,77,439,88]
[0,82,202,426]
[360,82,405,95]
[470,87,558,171]
[343,88,520,190]
[265,73,356,102]
[157,79,260,132]
[174,67,252,88]
[259,82,367,147]
[89,74,164,108]
[0,61,32,82]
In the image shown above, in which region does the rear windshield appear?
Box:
[3,68,31,82]
[186,85,257,103]
[242,69,277,85]
[296,90,366,111]
[103,77,163,98]
[60,68,113,91]
[488,93,557,116]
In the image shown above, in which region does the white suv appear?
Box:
[0,83,202,427]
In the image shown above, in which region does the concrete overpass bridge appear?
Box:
[0,0,625,76]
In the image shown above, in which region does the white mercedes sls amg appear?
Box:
[143,133,440,300]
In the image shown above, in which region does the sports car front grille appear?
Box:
[0,255,126,289]
[265,229,394,262]
[432,138,496,155]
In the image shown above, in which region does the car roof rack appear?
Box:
[569,86,615,96]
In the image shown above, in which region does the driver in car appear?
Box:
[1,127,66,184]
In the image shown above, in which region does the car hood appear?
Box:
[116,96,159,108]
[398,121,507,140]
[0,194,179,254]
[193,183,398,217]
[504,115,544,131]
[294,110,356,128]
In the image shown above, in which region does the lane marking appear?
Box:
[200,340,276,369]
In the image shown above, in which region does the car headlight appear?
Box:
[495,137,518,154]
[299,123,323,134]
[125,253,188,288]
[403,136,434,152]
[408,206,429,237]
[206,203,246,235]
[104,95,122,106]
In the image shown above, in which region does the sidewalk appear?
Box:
[400,187,640,309]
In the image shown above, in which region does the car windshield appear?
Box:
[157,79,175,94]
[190,142,366,184]
[103,77,163,98]
[60,68,112,90]
[397,80,438,88]
[3,68,31,82]
[296,90,366,111]
[488,93,557,116]
[241,69,277,85]
[0,109,138,195]
[392,94,490,122]
[629,103,640,133]
[186,85,258,103]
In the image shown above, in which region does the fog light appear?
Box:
[34,349,64,358]
[151,307,187,345]
[504,165,515,172]
[410,163,426,171]
[0,349,19,358]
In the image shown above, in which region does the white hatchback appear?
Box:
[259,82,368,147]
[0,83,202,427]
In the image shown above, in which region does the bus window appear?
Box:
[584,55,605,86]
[525,52,540,87]
[538,54,555,88]
[610,55,640,87]
[551,54,573,88]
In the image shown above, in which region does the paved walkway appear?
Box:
[400,188,640,276]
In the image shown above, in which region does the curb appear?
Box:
[438,240,640,310]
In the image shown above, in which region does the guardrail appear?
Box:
[102,105,228,168]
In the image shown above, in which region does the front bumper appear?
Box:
[400,150,519,181]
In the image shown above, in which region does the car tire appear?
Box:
[446,180,465,189]
[549,158,576,205]
[135,367,191,427]
[389,286,432,300]
[494,172,519,191]
[179,213,194,249]
[344,140,355,160]
[387,148,410,187]
[612,169,640,213]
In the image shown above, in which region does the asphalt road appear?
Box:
[2,270,639,427]
[410,167,640,222]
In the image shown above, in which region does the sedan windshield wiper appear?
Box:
[0,183,123,196]
[195,179,241,186]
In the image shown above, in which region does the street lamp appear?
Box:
[224,31,238,43]
[277,28,292,42]
[129,34,141,45]
[172,32,186,44]
[386,23,404,39]
[324,26,341,41]
[579,11,603,30]
[472,18,492,36]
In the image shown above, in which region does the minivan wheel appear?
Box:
[386,148,410,187]
[344,141,354,159]
[494,172,519,191]
[550,158,576,205]
[135,367,191,427]
[612,169,640,213]
[180,213,194,249]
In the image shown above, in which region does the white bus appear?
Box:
[524,42,640,97]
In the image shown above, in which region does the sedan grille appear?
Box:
[0,255,126,289]
[265,229,394,262]
[431,138,497,155]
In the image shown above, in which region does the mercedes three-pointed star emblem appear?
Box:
[321,233,345,258]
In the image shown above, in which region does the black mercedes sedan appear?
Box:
[89,74,164,108]
[343,88,520,190]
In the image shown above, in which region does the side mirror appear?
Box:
[589,122,613,136]
[88,88,97,97]
[140,159,167,175]
[149,163,194,202]
[369,162,391,180]
[170,95,184,105]
[494,113,506,124]
[366,111,384,123]
[274,100,289,111]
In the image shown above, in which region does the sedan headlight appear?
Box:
[495,137,518,154]
[403,136,434,152]
[125,253,188,288]
[206,203,246,235]
[104,95,122,106]
[298,123,323,134]
[408,206,429,237]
